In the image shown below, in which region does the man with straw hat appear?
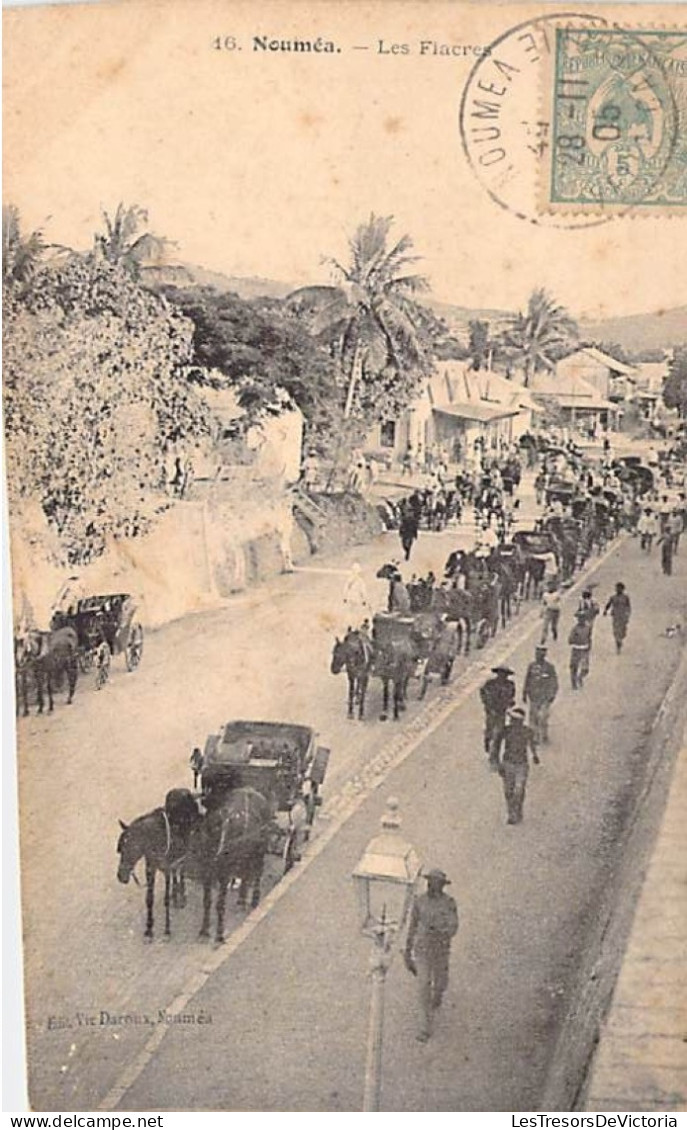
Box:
[404,868,459,1042]
[495,707,540,825]
[479,665,516,771]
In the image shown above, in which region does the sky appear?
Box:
[4,0,687,322]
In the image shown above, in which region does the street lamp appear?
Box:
[352,797,421,1112]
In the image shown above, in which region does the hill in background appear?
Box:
[577,306,687,353]
[156,264,687,354]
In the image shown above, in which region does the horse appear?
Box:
[192,786,272,945]
[419,620,458,698]
[116,789,200,940]
[372,635,416,721]
[331,629,374,719]
[14,627,79,715]
[431,586,475,654]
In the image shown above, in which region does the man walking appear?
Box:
[576,589,600,631]
[404,869,459,1042]
[604,582,632,653]
[494,707,540,825]
[540,581,561,643]
[637,507,658,553]
[658,528,675,576]
[399,506,419,562]
[479,666,516,770]
[568,611,593,689]
[522,645,559,744]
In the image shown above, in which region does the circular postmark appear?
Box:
[459,12,681,228]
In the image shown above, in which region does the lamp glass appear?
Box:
[353,828,421,937]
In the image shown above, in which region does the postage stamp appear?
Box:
[546,27,687,212]
[459,11,616,231]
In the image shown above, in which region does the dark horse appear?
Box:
[117,789,200,940]
[372,635,416,721]
[330,628,415,721]
[15,627,79,715]
[331,629,374,719]
[193,786,272,944]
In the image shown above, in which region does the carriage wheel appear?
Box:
[125,624,144,671]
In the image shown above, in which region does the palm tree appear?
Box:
[288,214,431,419]
[502,288,578,387]
[94,203,174,278]
[2,204,46,287]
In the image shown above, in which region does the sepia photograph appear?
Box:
[3,0,687,1114]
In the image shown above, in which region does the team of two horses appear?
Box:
[116,782,271,945]
[330,540,546,722]
[14,627,79,716]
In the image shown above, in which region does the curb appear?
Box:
[540,638,687,1111]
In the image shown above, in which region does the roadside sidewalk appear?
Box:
[584,725,687,1112]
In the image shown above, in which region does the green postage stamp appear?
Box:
[548,27,687,211]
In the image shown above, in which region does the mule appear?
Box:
[193,786,272,945]
[116,789,200,940]
[331,629,374,719]
[14,627,79,715]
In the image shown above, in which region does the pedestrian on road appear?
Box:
[399,507,419,562]
[495,707,540,825]
[568,612,593,689]
[637,508,658,553]
[189,747,204,789]
[540,581,561,643]
[342,562,371,629]
[479,665,516,770]
[604,582,632,653]
[522,646,559,744]
[576,589,600,638]
[668,508,683,555]
[658,530,674,576]
[404,869,459,1042]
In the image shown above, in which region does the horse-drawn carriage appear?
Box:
[51,593,144,688]
[545,473,576,508]
[197,720,330,871]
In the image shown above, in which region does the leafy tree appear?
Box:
[2,204,46,288]
[159,286,344,449]
[663,346,687,417]
[4,256,212,563]
[579,340,635,366]
[288,214,434,423]
[468,320,492,370]
[94,203,173,279]
[502,288,578,387]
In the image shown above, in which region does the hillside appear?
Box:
[578,306,687,353]
[150,264,687,353]
[429,298,687,353]
[179,264,294,299]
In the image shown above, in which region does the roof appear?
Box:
[552,398,617,411]
[429,361,538,416]
[560,347,636,375]
[433,402,521,423]
[531,372,615,408]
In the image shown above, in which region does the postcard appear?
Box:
[4,0,687,1114]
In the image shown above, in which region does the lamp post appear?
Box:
[352,797,421,1112]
